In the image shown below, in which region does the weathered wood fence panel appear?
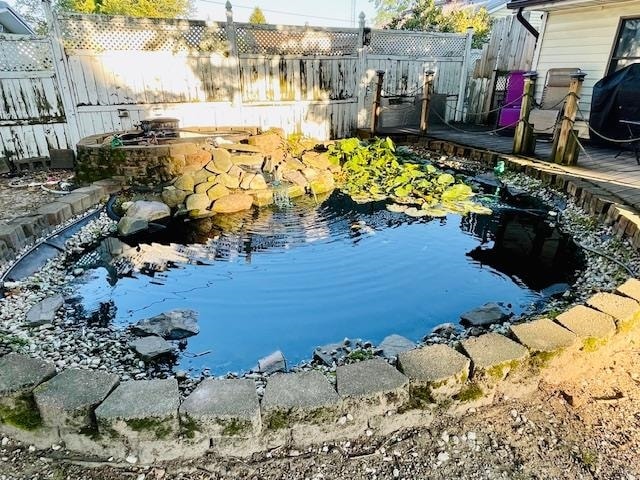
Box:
[465,14,537,125]
[0,34,70,162]
[0,8,472,162]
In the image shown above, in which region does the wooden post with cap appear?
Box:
[420,70,435,134]
[512,71,537,155]
[371,70,385,135]
[552,71,586,165]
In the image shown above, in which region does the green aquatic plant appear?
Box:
[329,137,491,217]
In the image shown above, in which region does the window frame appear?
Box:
[607,16,640,76]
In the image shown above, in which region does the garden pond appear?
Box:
[74,187,584,375]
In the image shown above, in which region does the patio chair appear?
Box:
[528,68,581,135]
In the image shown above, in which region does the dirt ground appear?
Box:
[1,328,639,480]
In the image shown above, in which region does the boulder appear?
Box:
[308,170,335,194]
[212,193,253,213]
[220,172,240,189]
[207,183,230,201]
[185,150,212,168]
[283,169,308,187]
[161,187,189,208]
[302,167,319,181]
[117,216,149,236]
[185,193,212,214]
[240,173,256,190]
[302,151,332,170]
[460,303,512,327]
[247,132,282,154]
[125,201,170,222]
[194,181,215,194]
[256,350,286,374]
[249,189,274,207]
[130,335,174,361]
[174,174,195,192]
[283,158,305,171]
[25,295,64,327]
[249,174,268,190]
[287,184,306,198]
[231,153,265,168]
[192,168,212,185]
[131,309,199,340]
[378,334,416,360]
[211,148,233,173]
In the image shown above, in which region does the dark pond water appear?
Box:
[75,190,583,375]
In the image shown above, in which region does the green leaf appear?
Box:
[437,173,455,186]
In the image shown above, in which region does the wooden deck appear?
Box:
[425,125,640,211]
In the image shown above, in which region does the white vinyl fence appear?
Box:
[0,4,473,163]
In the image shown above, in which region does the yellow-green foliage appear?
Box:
[0,396,42,431]
[454,383,483,402]
[582,337,607,353]
[126,417,173,439]
[330,137,491,217]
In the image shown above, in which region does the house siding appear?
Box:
[533,1,640,126]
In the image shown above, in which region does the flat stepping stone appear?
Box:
[378,334,416,360]
[616,278,640,303]
[96,379,179,440]
[460,303,511,326]
[130,336,174,361]
[336,358,408,399]
[510,319,578,353]
[180,378,260,438]
[586,292,640,328]
[0,353,56,398]
[555,305,616,340]
[398,344,470,384]
[262,371,338,412]
[461,333,528,380]
[34,369,119,430]
[25,295,64,327]
[230,153,265,167]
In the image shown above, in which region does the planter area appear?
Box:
[2,135,640,464]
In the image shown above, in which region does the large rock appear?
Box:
[33,369,119,430]
[510,318,578,353]
[131,309,199,340]
[555,305,616,340]
[461,333,528,380]
[247,132,282,154]
[336,358,408,401]
[194,181,216,194]
[219,172,241,189]
[130,335,174,361]
[256,350,286,374]
[249,173,268,190]
[211,148,233,173]
[378,334,416,360]
[161,187,189,208]
[262,371,338,412]
[460,303,511,326]
[207,183,230,201]
[25,295,64,326]
[211,193,254,213]
[125,201,171,222]
[185,193,211,214]
[308,170,335,195]
[302,151,332,170]
[173,175,195,192]
[117,216,148,236]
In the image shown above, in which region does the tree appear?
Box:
[13,0,192,33]
[248,6,267,24]
[374,0,491,48]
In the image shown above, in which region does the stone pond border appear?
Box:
[2,278,640,464]
[3,139,640,463]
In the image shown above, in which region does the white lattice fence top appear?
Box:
[59,14,228,53]
[0,35,53,72]
[368,30,466,57]
[236,23,360,56]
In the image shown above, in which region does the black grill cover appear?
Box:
[590,63,640,145]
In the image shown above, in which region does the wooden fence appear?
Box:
[465,14,537,125]
[0,4,473,163]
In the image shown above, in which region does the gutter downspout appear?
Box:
[516,7,539,39]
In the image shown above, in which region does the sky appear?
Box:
[5,0,379,27]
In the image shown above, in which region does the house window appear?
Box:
[609,18,640,74]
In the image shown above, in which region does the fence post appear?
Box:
[356,11,368,131]
[551,71,586,165]
[512,71,537,155]
[420,70,435,134]
[455,27,474,123]
[371,70,385,135]
[43,0,81,149]
[225,1,243,107]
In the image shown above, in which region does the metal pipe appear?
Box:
[516,7,539,39]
